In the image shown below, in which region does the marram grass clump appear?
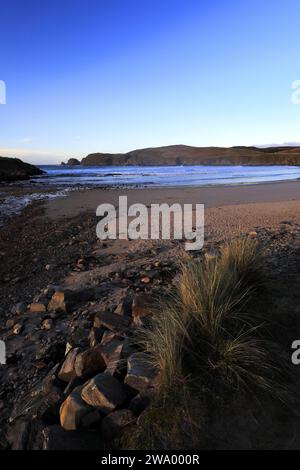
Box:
[141,238,278,394]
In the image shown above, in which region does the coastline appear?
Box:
[1,175,300,449]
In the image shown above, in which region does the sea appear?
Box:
[1,164,300,224]
[36,164,300,187]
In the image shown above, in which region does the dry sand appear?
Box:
[44,181,300,242]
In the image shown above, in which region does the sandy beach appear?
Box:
[1,180,300,449]
[45,180,300,218]
[1,180,300,310]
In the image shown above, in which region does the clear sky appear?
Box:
[0,0,300,164]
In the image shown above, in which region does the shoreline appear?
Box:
[44,179,300,219]
[1,178,299,225]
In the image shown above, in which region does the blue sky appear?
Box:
[0,0,300,164]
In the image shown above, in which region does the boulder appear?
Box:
[57,347,81,382]
[125,352,157,392]
[60,386,100,431]
[101,409,136,441]
[94,310,131,331]
[74,345,106,380]
[81,373,127,414]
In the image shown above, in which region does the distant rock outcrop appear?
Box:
[81,145,300,166]
[67,158,80,166]
[0,156,44,181]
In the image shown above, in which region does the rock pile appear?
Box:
[2,285,159,449]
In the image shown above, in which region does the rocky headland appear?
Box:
[77,145,300,166]
[0,157,44,182]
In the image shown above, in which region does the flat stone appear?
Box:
[74,345,106,380]
[29,303,47,313]
[94,310,131,331]
[125,352,157,392]
[81,373,127,414]
[57,347,81,382]
[60,386,100,431]
[101,409,136,441]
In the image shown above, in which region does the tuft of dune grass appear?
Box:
[141,237,279,394]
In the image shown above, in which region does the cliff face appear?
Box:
[81,145,300,166]
[0,157,44,181]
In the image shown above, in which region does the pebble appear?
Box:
[41,318,53,330]
[12,323,23,335]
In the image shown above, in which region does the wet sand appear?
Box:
[44,180,300,219]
